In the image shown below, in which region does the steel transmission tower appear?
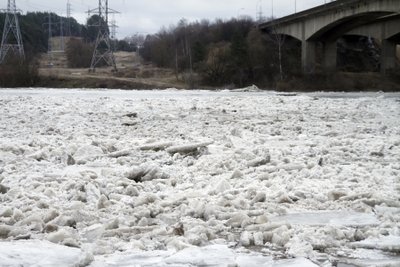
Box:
[0,0,24,64]
[110,14,117,40]
[110,14,118,52]
[47,14,53,62]
[66,0,72,36]
[88,0,118,72]
[60,16,65,51]
[256,0,264,22]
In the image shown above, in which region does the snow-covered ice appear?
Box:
[0,240,92,266]
[0,89,399,266]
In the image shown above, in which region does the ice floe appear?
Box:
[0,89,399,266]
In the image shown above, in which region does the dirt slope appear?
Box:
[38,51,186,89]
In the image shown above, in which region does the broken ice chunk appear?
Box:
[73,145,104,164]
[125,164,169,183]
[166,141,213,155]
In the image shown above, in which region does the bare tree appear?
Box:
[125,34,146,54]
[266,19,286,81]
[275,32,286,81]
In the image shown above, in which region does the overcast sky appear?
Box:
[14,0,329,38]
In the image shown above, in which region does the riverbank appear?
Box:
[35,71,400,91]
[34,51,185,90]
[32,51,400,91]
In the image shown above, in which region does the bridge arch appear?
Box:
[307,12,394,42]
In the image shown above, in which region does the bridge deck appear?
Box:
[259,0,372,28]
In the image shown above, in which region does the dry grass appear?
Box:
[37,51,186,89]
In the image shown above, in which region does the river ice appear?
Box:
[0,89,399,266]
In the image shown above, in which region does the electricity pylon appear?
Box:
[110,14,117,41]
[66,0,72,36]
[59,16,65,52]
[43,13,54,66]
[0,0,24,64]
[88,0,119,72]
[110,14,118,52]
[256,0,264,22]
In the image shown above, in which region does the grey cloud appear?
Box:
[13,0,326,38]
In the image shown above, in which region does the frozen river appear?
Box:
[0,88,399,266]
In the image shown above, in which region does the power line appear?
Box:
[0,0,25,64]
[22,0,64,14]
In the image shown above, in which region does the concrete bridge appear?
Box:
[259,0,400,73]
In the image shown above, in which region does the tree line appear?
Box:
[140,17,301,88]
[1,11,395,89]
[0,12,137,86]
[0,12,85,55]
[1,12,302,88]
[0,12,83,87]
[0,12,137,55]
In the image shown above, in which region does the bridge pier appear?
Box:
[381,39,397,73]
[323,41,337,72]
[302,40,338,73]
[302,41,317,73]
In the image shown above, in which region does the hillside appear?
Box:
[1,13,399,90]
[38,50,186,89]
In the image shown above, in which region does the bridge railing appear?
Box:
[259,0,365,28]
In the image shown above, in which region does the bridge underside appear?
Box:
[302,15,400,73]
[259,0,400,73]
